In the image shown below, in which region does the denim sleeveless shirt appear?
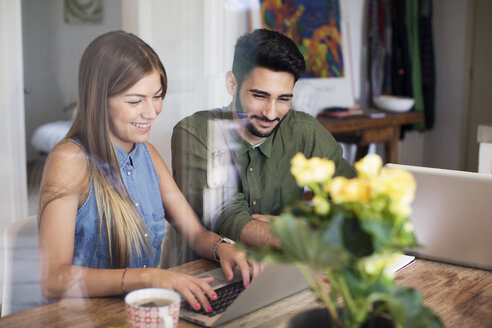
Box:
[71,139,165,268]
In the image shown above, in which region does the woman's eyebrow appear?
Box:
[122,93,146,97]
[122,87,162,98]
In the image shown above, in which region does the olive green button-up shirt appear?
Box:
[164,107,356,266]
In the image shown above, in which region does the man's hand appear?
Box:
[240,217,281,248]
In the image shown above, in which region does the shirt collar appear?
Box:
[115,143,139,168]
[256,135,272,158]
[235,129,273,158]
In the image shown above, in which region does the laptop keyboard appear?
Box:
[181,280,246,317]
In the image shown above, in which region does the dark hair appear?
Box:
[232,28,305,87]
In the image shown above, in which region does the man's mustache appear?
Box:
[250,115,280,123]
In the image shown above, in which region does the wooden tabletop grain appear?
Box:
[0,258,490,327]
[395,260,492,327]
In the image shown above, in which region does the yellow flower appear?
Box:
[290,153,335,186]
[403,221,414,233]
[354,154,383,178]
[374,167,416,217]
[290,153,310,186]
[312,195,330,215]
[359,253,402,279]
[309,157,335,182]
[329,176,371,204]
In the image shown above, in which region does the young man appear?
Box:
[162,29,356,267]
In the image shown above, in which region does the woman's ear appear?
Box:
[225,71,237,96]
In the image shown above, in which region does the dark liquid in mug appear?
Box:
[135,298,174,307]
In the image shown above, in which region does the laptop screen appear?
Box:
[386,164,492,271]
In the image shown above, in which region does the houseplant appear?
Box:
[248,154,443,328]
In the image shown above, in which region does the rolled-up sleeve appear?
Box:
[172,118,253,242]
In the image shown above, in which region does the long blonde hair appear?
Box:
[42,31,167,268]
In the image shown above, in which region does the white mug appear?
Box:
[125,288,181,328]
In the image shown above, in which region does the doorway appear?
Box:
[21,0,123,214]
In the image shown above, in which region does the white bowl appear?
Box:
[373,95,415,113]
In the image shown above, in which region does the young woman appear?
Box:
[38,30,258,313]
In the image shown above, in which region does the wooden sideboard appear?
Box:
[317,110,424,163]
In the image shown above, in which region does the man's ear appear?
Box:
[225,71,237,96]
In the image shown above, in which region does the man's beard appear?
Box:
[245,117,280,138]
[235,94,281,139]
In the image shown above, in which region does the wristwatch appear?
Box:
[213,237,236,262]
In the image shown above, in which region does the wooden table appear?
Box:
[395,260,492,327]
[317,110,424,163]
[0,259,491,328]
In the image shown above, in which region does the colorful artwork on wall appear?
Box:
[257,0,344,78]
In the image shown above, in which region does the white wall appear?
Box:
[146,0,208,168]
[422,0,470,170]
[22,0,122,161]
[0,0,28,308]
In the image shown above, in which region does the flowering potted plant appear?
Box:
[248,154,443,328]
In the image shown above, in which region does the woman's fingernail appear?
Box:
[245,282,250,287]
[227,274,231,280]
[211,293,217,300]
[194,303,201,310]
[207,306,212,313]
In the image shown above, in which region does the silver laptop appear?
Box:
[386,164,492,271]
[180,264,309,327]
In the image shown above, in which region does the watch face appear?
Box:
[222,237,235,244]
[213,237,236,262]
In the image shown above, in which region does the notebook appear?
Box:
[386,164,492,271]
[180,264,309,327]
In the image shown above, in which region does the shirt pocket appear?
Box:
[149,208,165,249]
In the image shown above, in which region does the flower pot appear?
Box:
[288,308,331,328]
[288,308,395,328]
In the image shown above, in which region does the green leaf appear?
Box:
[321,210,344,245]
[367,287,444,328]
[390,288,443,328]
[360,220,394,251]
[342,215,374,257]
[246,246,298,263]
[257,214,351,269]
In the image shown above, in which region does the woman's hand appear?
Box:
[216,244,265,287]
[149,269,217,313]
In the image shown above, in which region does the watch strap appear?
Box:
[213,237,235,262]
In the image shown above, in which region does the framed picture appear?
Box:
[65,0,103,24]
[249,0,355,114]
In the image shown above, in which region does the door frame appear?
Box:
[461,0,481,171]
[0,0,29,301]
